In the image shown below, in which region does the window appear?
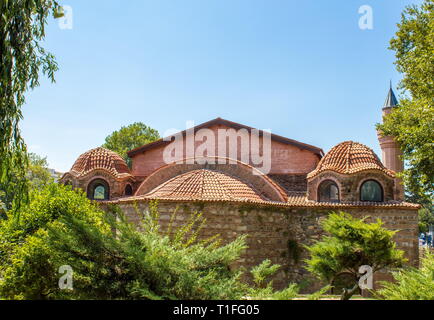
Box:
[93,185,106,200]
[360,180,383,202]
[87,179,109,201]
[318,180,340,202]
[124,184,133,196]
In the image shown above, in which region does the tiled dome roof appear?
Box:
[144,169,265,202]
[70,147,131,178]
[307,141,395,179]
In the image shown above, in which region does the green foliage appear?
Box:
[45,203,249,300]
[306,285,332,300]
[419,206,434,234]
[251,259,280,288]
[287,239,300,263]
[27,153,54,190]
[0,0,62,211]
[0,152,54,212]
[0,184,107,299]
[248,260,299,300]
[0,189,250,300]
[102,122,160,166]
[0,187,302,300]
[249,282,299,301]
[305,212,406,299]
[377,0,434,202]
[376,250,434,300]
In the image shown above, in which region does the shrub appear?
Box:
[376,250,434,300]
[0,184,108,299]
[305,212,406,300]
[0,184,300,300]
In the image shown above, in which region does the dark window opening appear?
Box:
[360,180,383,202]
[318,180,340,202]
[125,184,133,196]
[87,179,110,201]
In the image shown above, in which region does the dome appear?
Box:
[144,169,265,202]
[307,141,395,179]
[69,147,131,178]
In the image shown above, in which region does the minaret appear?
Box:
[377,82,404,200]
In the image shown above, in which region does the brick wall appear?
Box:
[130,124,320,177]
[115,200,419,293]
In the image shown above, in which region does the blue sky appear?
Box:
[21,0,421,172]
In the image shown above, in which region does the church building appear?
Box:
[60,87,419,291]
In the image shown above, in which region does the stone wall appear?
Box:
[307,170,396,202]
[115,200,418,293]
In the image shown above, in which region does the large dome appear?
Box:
[307,141,394,179]
[69,147,131,178]
[144,169,265,203]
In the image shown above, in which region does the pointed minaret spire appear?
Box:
[377,81,404,200]
[383,81,398,108]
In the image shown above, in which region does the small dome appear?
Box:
[145,169,264,202]
[69,147,131,178]
[307,141,394,179]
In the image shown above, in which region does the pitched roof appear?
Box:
[307,141,395,179]
[383,86,398,108]
[142,169,265,202]
[69,147,131,179]
[127,117,324,157]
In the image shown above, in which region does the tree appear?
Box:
[0,152,54,213]
[102,122,160,166]
[305,212,406,300]
[377,0,434,202]
[0,184,108,299]
[0,0,63,210]
[419,206,434,234]
[27,153,54,190]
[376,250,434,300]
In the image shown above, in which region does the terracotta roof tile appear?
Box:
[111,189,420,210]
[69,147,131,179]
[143,169,265,202]
[307,141,395,179]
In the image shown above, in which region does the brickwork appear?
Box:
[116,200,419,293]
[307,170,396,202]
[130,123,321,178]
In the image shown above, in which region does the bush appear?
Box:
[376,250,434,300]
[305,212,406,300]
[0,184,300,300]
[0,186,249,299]
[44,203,248,300]
[0,184,108,299]
[248,259,299,300]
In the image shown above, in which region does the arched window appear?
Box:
[360,180,383,202]
[124,184,133,196]
[318,180,340,202]
[87,179,110,201]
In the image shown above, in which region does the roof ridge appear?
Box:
[127,118,324,157]
[344,141,352,173]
